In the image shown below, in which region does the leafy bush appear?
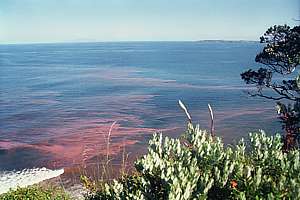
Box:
[0,185,70,200]
[86,123,300,199]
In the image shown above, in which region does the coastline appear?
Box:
[0,168,64,195]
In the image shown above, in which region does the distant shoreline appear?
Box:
[0,40,259,46]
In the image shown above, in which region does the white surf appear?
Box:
[0,167,64,195]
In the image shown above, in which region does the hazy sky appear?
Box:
[0,0,299,43]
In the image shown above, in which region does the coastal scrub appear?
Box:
[0,184,70,200]
[86,123,300,199]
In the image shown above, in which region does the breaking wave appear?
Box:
[0,167,64,194]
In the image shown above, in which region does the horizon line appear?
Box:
[0,39,259,46]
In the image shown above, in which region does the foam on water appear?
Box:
[0,167,64,194]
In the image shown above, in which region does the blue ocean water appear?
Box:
[0,41,281,170]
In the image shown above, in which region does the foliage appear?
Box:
[0,185,70,200]
[85,124,300,199]
[241,24,300,150]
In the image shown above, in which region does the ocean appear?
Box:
[0,41,281,173]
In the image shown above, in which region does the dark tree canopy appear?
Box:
[257,25,300,74]
[241,25,300,101]
[241,25,300,150]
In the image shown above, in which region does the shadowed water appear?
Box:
[0,41,281,171]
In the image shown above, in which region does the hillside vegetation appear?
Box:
[0,185,70,200]
[86,123,300,200]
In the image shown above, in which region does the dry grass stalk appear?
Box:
[106,121,117,162]
[178,100,192,123]
[103,121,117,181]
[121,139,131,176]
[208,104,215,138]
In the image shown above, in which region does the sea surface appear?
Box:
[0,41,281,172]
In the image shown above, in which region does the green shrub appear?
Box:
[0,185,70,200]
[86,123,300,199]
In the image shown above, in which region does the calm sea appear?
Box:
[0,41,281,171]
